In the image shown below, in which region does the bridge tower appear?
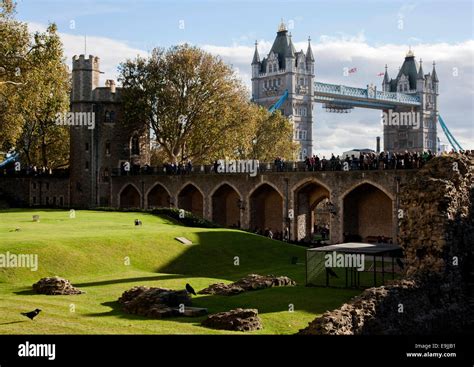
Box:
[382,50,438,153]
[251,21,315,159]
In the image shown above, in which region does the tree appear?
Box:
[0,1,70,167]
[119,44,298,164]
[16,24,70,168]
[0,0,31,148]
[246,105,299,161]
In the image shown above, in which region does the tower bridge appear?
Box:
[251,22,440,159]
[313,82,421,109]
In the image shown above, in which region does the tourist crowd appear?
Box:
[303,150,436,171]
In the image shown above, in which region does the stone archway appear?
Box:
[343,183,393,242]
[249,183,283,235]
[147,183,171,209]
[293,181,330,242]
[178,183,204,217]
[119,184,141,209]
[211,183,241,228]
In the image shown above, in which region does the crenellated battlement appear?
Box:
[72,54,100,71]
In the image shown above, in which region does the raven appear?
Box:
[185,283,196,296]
[21,309,41,320]
[326,268,339,278]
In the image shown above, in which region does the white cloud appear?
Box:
[27,22,147,85]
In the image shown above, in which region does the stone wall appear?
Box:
[0,176,69,207]
[111,169,416,243]
[298,154,474,335]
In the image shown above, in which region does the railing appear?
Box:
[0,168,70,178]
[111,159,423,177]
[314,82,421,105]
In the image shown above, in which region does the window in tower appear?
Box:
[131,136,140,155]
[103,168,110,183]
[105,141,111,155]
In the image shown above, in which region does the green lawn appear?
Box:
[0,209,360,334]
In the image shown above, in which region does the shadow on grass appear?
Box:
[158,230,306,282]
[74,274,182,288]
[84,301,127,318]
[13,289,36,296]
[13,275,185,295]
[84,285,360,323]
[0,320,29,325]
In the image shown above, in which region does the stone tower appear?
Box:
[70,55,150,208]
[251,21,315,160]
[382,50,438,153]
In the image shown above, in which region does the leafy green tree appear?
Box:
[119,44,297,164]
[16,24,70,168]
[0,0,31,148]
[0,1,70,167]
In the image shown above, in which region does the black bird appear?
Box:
[185,283,196,296]
[326,268,339,278]
[21,309,41,320]
[396,258,405,270]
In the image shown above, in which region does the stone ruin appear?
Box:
[199,274,296,296]
[33,276,85,295]
[118,286,207,318]
[201,308,263,332]
[299,154,474,335]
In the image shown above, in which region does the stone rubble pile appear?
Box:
[199,274,296,296]
[32,276,85,295]
[201,308,263,332]
[118,286,195,318]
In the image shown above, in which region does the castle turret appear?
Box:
[431,61,439,93]
[251,41,260,78]
[70,54,150,209]
[416,59,425,91]
[382,50,438,154]
[382,65,390,92]
[72,55,100,102]
[306,37,314,74]
[251,22,314,159]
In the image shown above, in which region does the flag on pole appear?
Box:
[377,72,385,76]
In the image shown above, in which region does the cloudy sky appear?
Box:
[17,0,473,156]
